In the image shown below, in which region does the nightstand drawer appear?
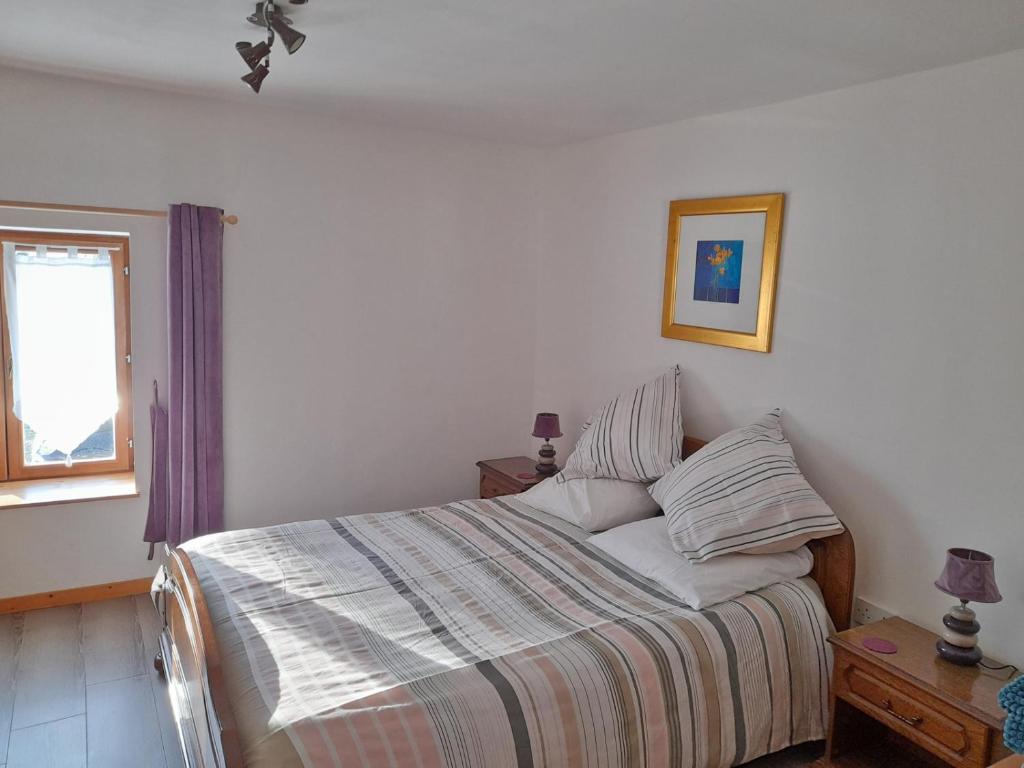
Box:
[835,654,991,767]
[480,475,518,499]
[477,457,542,499]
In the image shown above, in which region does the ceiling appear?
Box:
[3,1,1024,145]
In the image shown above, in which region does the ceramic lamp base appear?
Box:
[935,601,983,666]
[536,440,558,476]
[936,639,983,666]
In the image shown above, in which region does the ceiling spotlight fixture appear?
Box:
[245,2,271,25]
[241,61,270,93]
[235,40,272,71]
[269,14,306,54]
[237,1,308,93]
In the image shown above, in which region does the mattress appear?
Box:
[180,496,833,768]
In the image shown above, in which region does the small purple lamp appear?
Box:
[934,548,1002,666]
[532,413,562,476]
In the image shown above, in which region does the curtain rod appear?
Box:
[0,199,239,225]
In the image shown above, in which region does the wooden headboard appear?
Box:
[682,435,856,631]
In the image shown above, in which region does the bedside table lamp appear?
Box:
[934,547,1002,666]
[532,413,562,476]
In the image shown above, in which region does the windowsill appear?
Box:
[0,471,138,509]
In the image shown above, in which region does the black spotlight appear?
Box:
[241,62,270,93]
[235,40,272,71]
[246,2,269,25]
[268,13,306,54]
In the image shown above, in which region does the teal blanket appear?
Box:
[1000,675,1024,753]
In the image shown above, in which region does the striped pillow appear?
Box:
[559,366,683,484]
[652,409,843,562]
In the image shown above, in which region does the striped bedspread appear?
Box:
[181,497,833,768]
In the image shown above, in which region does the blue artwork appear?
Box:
[693,240,743,304]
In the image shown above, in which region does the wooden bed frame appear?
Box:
[154,434,856,768]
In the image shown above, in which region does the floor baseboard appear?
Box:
[0,576,154,614]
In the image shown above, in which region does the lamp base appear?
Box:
[535,440,558,476]
[935,601,983,666]
[936,638,983,666]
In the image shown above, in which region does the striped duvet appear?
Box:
[181,496,833,768]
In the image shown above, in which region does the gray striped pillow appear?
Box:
[652,409,843,562]
[559,366,683,484]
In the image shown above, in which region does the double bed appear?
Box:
[154,437,855,768]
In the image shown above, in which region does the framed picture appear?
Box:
[661,193,784,352]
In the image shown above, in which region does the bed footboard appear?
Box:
[152,547,243,768]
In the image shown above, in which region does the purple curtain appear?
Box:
[146,203,225,550]
[143,381,168,559]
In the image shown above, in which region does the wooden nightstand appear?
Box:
[816,617,1014,767]
[476,457,544,499]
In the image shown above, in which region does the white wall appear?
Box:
[2,49,1022,665]
[0,69,541,596]
[531,50,1024,663]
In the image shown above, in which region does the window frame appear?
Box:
[0,229,134,481]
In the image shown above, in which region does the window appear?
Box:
[0,229,133,481]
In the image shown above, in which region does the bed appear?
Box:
[153,436,856,768]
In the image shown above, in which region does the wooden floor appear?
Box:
[0,595,822,767]
[0,596,182,768]
[749,742,823,767]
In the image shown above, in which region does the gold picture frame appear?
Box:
[661,193,784,352]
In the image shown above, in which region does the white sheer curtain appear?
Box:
[2,242,119,462]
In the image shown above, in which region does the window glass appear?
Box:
[6,245,119,465]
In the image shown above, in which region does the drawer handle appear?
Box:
[881,698,923,727]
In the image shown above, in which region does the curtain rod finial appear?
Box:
[220,214,239,225]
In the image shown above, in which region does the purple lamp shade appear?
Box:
[934,548,1002,603]
[532,413,562,440]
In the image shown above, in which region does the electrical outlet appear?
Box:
[852,597,894,626]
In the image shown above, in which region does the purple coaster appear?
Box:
[863,636,898,654]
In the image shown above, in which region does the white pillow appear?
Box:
[651,409,843,562]
[516,476,661,532]
[560,366,683,483]
[588,516,814,609]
